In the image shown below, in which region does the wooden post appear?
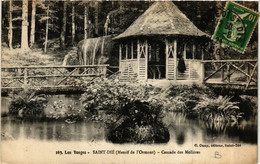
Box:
[201,48,205,83]
[201,62,205,84]
[247,62,250,81]
[227,63,230,83]
[201,44,204,60]
[131,42,133,59]
[145,40,148,80]
[192,43,195,60]
[165,39,168,80]
[23,68,28,90]
[126,44,128,60]
[103,66,107,78]
[221,65,224,81]
[174,39,177,81]
[54,68,58,86]
[183,43,186,59]
[191,43,196,80]
[119,44,122,76]
[137,40,140,78]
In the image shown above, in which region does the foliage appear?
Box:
[106,100,169,143]
[193,96,242,124]
[45,99,85,123]
[232,95,257,120]
[80,78,169,143]
[8,91,48,118]
[165,84,216,112]
[80,78,159,113]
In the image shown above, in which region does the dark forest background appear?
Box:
[1,1,258,58]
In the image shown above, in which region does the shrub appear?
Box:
[231,95,257,120]
[164,84,216,112]
[193,95,242,124]
[8,91,47,118]
[106,100,169,144]
[80,78,161,114]
[45,99,85,123]
[80,78,169,143]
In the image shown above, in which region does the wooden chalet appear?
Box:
[114,2,209,82]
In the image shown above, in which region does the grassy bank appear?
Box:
[5,78,257,143]
[1,47,74,67]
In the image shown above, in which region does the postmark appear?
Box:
[212,1,259,53]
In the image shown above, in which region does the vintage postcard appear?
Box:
[1,1,258,164]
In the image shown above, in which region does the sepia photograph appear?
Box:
[1,1,258,163]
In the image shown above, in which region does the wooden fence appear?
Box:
[1,65,109,89]
[201,59,257,89]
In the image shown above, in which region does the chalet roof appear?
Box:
[114,2,208,40]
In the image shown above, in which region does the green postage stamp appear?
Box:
[212,1,259,53]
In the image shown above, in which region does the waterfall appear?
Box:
[92,37,101,65]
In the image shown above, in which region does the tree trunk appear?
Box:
[84,4,89,40]
[72,3,75,45]
[30,0,36,48]
[60,2,67,49]
[8,0,13,50]
[44,5,49,54]
[94,2,99,36]
[21,0,29,50]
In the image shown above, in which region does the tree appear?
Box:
[79,1,96,39]
[71,2,75,45]
[60,1,67,49]
[21,0,29,50]
[84,4,89,39]
[94,2,99,36]
[30,0,36,48]
[38,1,58,54]
[8,0,13,50]
[44,5,49,54]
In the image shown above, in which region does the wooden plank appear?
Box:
[229,63,256,83]
[201,59,257,63]
[223,63,245,81]
[204,63,227,82]
[1,65,109,69]
[56,68,79,85]
[246,62,258,89]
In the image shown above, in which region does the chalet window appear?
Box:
[133,41,137,59]
[121,44,126,60]
[186,42,193,59]
[195,44,202,59]
[148,43,160,62]
[177,43,184,58]
[156,44,160,62]
[127,44,131,59]
[139,41,146,58]
[167,40,174,58]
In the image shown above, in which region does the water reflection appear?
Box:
[1,117,105,142]
[1,94,257,145]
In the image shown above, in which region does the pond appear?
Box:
[1,94,257,145]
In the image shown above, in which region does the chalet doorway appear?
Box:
[147,41,166,79]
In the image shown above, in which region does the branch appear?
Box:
[12,6,22,11]
[36,2,48,10]
[12,17,23,21]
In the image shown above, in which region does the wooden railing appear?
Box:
[148,65,165,79]
[201,60,257,89]
[1,65,109,89]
